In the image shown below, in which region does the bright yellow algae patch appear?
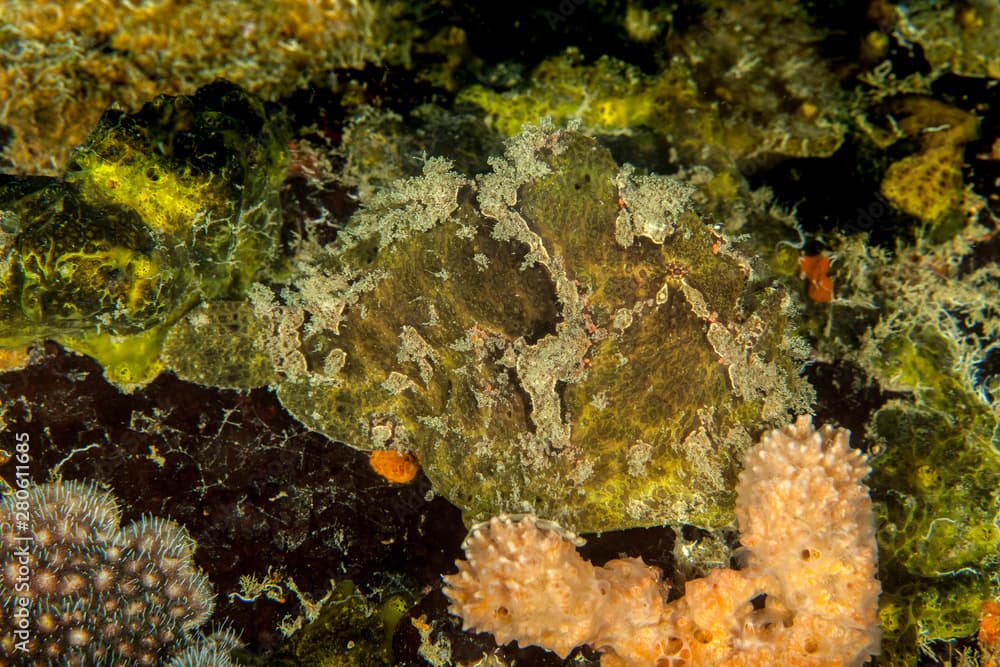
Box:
[0,82,289,389]
[71,152,214,237]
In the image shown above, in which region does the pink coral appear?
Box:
[443,416,881,666]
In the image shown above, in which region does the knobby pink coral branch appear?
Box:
[443,416,881,666]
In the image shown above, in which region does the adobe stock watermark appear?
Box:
[544,0,587,30]
[5,431,34,654]
[831,192,893,236]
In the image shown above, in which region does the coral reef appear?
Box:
[458,0,846,170]
[814,230,1000,663]
[664,0,848,163]
[0,2,996,664]
[0,81,289,389]
[892,0,1000,79]
[0,0,389,174]
[195,124,815,534]
[0,479,217,665]
[443,416,881,666]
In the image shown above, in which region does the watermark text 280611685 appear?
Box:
[8,431,34,652]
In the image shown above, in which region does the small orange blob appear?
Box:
[980,600,1000,667]
[369,450,420,484]
[799,254,834,303]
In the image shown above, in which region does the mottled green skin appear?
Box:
[274,128,812,532]
[0,81,288,388]
[163,301,280,390]
[867,325,1000,659]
